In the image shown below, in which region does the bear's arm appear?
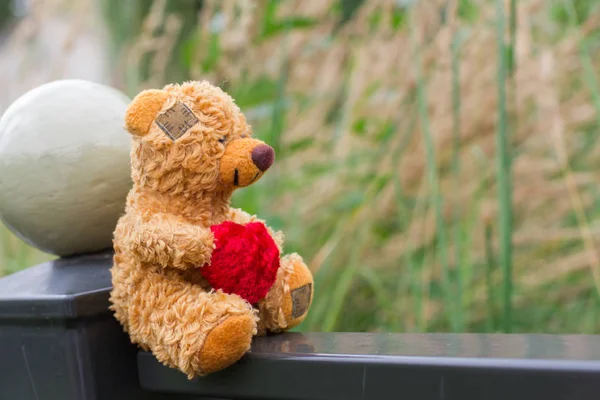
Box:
[119,213,214,270]
[226,208,284,252]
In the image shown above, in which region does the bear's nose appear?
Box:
[251,144,275,171]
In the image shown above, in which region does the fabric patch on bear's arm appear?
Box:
[155,101,199,140]
[291,283,312,318]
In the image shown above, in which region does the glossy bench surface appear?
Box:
[139,332,600,400]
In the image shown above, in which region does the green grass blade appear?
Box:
[410,15,454,331]
[484,220,496,332]
[509,0,517,77]
[451,21,464,333]
[495,0,514,333]
[391,113,421,331]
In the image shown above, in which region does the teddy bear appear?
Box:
[109,80,313,378]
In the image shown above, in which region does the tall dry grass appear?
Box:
[2,0,600,333]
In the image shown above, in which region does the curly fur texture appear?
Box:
[109,81,313,378]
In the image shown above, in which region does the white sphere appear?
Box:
[0,79,132,256]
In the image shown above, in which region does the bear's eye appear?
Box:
[218,137,227,144]
[241,134,248,138]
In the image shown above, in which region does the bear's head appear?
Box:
[124,81,274,200]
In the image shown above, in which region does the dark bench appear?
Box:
[1,252,600,400]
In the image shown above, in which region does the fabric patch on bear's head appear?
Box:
[155,101,199,141]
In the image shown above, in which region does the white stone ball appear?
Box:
[0,79,132,257]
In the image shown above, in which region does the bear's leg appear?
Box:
[256,253,314,335]
[124,271,257,378]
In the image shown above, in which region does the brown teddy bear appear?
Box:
[109,80,313,378]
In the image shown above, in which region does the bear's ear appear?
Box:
[124,89,169,137]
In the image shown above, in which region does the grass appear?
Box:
[2,0,600,334]
[495,0,513,332]
[410,12,454,330]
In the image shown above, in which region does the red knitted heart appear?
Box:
[201,221,280,304]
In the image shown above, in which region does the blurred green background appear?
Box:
[2,0,600,334]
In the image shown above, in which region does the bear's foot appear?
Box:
[196,314,255,374]
[257,253,314,334]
